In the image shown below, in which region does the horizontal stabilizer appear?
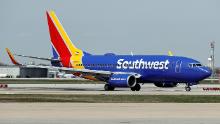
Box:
[14,54,58,61]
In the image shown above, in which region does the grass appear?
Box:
[200,80,220,84]
[1,94,220,103]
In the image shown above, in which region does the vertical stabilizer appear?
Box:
[46,11,85,69]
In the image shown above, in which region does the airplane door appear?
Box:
[175,60,182,73]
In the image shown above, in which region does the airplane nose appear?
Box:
[201,67,212,78]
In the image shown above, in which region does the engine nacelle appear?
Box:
[108,74,136,87]
[154,82,178,88]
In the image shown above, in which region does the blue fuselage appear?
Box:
[81,54,211,84]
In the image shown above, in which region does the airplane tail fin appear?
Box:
[5,48,22,65]
[46,11,87,69]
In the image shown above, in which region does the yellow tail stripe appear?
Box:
[49,11,77,53]
[49,11,84,69]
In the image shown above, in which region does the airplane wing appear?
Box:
[26,64,141,81]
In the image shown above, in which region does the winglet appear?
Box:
[168,50,173,56]
[6,48,22,65]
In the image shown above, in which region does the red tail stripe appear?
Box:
[8,54,20,65]
[46,12,71,67]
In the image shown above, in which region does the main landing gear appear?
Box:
[185,83,191,92]
[131,84,141,91]
[104,83,141,91]
[104,84,115,91]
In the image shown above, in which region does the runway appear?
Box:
[1,84,220,124]
[0,103,220,124]
[1,83,220,95]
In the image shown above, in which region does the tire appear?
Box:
[131,84,141,91]
[131,87,136,91]
[104,84,110,91]
[135,84,141,91]
[109,86,115,91]
[185,86,191,92]
[104,84,115,91]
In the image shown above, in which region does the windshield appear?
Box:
[189,63,203,68]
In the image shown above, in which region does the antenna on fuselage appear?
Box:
[130,51,133,56]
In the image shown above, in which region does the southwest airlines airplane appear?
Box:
[7,11,212,91]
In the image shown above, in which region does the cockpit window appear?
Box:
[189,63,203,68]
[195,64,202,67]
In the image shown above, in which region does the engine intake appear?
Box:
[108,74,136,87]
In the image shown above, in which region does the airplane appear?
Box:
[6,11,212,91]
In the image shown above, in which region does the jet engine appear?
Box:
[108,74,136,87]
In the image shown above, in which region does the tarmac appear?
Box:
[1,83,220,124]
[0,103,220,124]
[0,83,220,95]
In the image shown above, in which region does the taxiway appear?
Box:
[0,103,220,124]
[0,83,220,95]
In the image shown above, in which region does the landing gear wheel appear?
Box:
[109,86,115,91]
[131,87,136,91]
[135,84,141,91]
[131,84,141,91]
[104,84,115,91]
[185,86,191,92]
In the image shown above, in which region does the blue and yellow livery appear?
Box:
[46,11,211,91]
[7,11,212,91]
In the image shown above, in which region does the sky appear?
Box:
[0,0,220,66]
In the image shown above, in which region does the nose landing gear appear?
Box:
[185,83,191,91]
[185,86,191,91]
